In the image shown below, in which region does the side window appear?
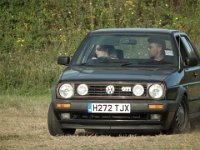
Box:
[175,36,188,64]
[181,36,198,59]
[175,35,198,65]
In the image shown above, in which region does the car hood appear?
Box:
[60,66,178,82]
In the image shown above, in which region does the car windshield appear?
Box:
[72,34,178,67]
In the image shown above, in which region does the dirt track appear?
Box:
[1,96,200,150]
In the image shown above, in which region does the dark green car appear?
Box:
[48,28,200,136]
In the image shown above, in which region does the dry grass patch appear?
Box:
[0,95,200,150]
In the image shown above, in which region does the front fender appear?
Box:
[51,86,57,103]
[164,86,187,129]
[176,86,187,105]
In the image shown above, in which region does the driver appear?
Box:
[147,37,166,63]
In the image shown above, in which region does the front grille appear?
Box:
[73,82,148,99]
[89,85,106,96]
[88,85,136,96]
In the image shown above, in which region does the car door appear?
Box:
[177,34,200,116]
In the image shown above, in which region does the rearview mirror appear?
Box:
[57,56,70,66]
[120,38,137,45]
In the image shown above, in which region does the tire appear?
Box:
[47,103,76,136]
[166,96,190,134]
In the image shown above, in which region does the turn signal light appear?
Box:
[56,103,71,108]
[148,104,164,109]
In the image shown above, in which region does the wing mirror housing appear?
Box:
[57,56,70,66]
[185,57,198,67]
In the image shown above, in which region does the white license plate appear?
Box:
[88,103,131,113]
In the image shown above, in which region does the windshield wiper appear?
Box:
[121,62,159,67]
[77,63,92,66]
[121,63,140,67]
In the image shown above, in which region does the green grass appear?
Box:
[1,1,200,148]
[0,94,50,108]
[0,0,200,94]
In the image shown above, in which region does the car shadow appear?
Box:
[75,119,200,137]
[75,129,161,137]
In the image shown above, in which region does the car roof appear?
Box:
[90,28,180,35]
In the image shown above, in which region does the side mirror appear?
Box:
[185,57,198,67]
[57,56,70,65]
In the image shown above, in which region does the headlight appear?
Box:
[77,84,88,96]
[149,84,164,99]
[132,84,144,96]
[58,83,74,99]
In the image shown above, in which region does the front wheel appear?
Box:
[47,103,76,136]
[166,97,190,134]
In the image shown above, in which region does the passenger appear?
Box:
[95,44,117,59]
[95,44,109,58]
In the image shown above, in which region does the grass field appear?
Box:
[0,95,200,150]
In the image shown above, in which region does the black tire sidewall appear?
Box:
[173,97,190,133]
[48,103,64,136]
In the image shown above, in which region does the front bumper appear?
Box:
[52,99,178,131]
